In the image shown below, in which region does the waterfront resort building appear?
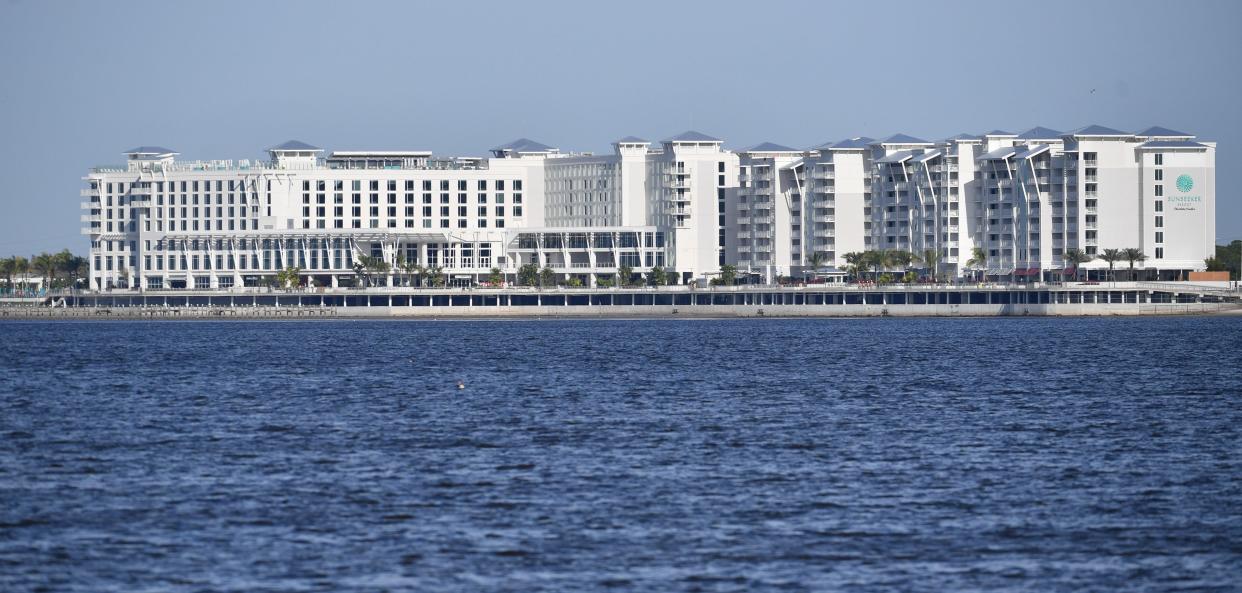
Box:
[81,125,1214,290]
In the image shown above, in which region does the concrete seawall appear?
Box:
[2,302,1237,320]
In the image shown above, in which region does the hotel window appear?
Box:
[497,180,505,191]
[387,193,397,204]
[387,180,396,191]
[440,193,449,204]
[1155,247,1164,259]
[478,180,487,190]
[1155,201,1163,212]
[458,193,467,204]
[369,193,379,204]
[1155,232,1164,244]
[387,206,397,217]
[478,219,488,228]
[423,193,432,204]
[423,206,432,217]
[495,206,505,217]
[1154,169,1163,181]
[515,206,523,217]
[1154,153,1163,166]
[1155,216,1163,228]
[405,193,415,204]
[1155,185,1163,196]
[495,219,505,228]
[440,206,450,217]
[369,181,379,191]
[440,180,450,191]
[478,193,487,204]
[423,180,432,191]
[457,219,468,228]
[440,220,449,228]
[369,206,379,216]
[458,206,468,217]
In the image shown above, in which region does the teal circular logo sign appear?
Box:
[1176,174,1194,193]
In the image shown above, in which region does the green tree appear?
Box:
[428,266,445,287]
[565,276,583,288]
[965,247,987,282]
[12,256,30,290]
[888,250,915,280]
[596,276,614,288]
[921,248,941,283]
[843,251,868,282]
[0,257,13,293]
[488,267,504,286]
[518,263,539,286]
[1062,248,1093,283]
[276,266,302,289]
[32,252,57,290]
[396,254,418,287]
[1122,247,1147,281]
[1098,248,1122,282]
[539,266,556,287]
[864,250,892,283]
[1211,240,1241,280]
[719,264,737,286]
[647,266,667,286]
[618,264,634,287]
[805,252,826,281]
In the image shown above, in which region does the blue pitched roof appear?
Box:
[665,130,722,142]
[943,133,981,141]
[492,138,556,152]
[269,140,321,152]
[1070,124,1129,136]
[124,146,178,155]
[1016,126,1063,140]
[828,137,873,150]
[877,133,930,144]
[615,136,648,143]
[1137,126,1191,138]
[1137,140,1208,149]
[746,142,799,153]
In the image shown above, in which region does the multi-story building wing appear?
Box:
[79,124,1215,291]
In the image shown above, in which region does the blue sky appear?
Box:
[1,0,1239,254]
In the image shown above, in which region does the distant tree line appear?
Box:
[1205,240,1242,280]
[0,250,89,293]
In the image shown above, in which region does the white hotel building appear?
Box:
[81,133,735,290]
[729,125,1216,281]
[81,125,1215,290]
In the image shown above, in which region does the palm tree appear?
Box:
[1098,248,1122,283]
[1062,248,1092,283]
[539,266,556,288]
[488,267,504,286]
[1122,247,1147,281]
[921,248,941,283]
[888,250,914,282]
[648,266,667,286]
[517,263,539,286]
[395,254,418,287]
[864,250,892,283]
[806,251,827,281]
[718,264,738,286]
[12,256,30,291]
[965,247,987,282]
[843,251,868,282]
[617,264,634,287]
[32,252,57,291]
[0,257,12,294]
[276,266,302,289]
[428,266,445,287]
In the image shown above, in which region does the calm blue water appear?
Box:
[1,318,1240,592]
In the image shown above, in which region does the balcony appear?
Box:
[81,214,100,223]
[813,170,835,180]
[667,179,692,189]
[812,215,835,223]
[81,188,99,197]
[1084,160,1098,167]
[751,216,774,225]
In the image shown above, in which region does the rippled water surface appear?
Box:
[2,317,1241,592]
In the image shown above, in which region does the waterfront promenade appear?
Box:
[2,282,1238,319]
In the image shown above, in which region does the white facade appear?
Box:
[80,125,1216,290]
